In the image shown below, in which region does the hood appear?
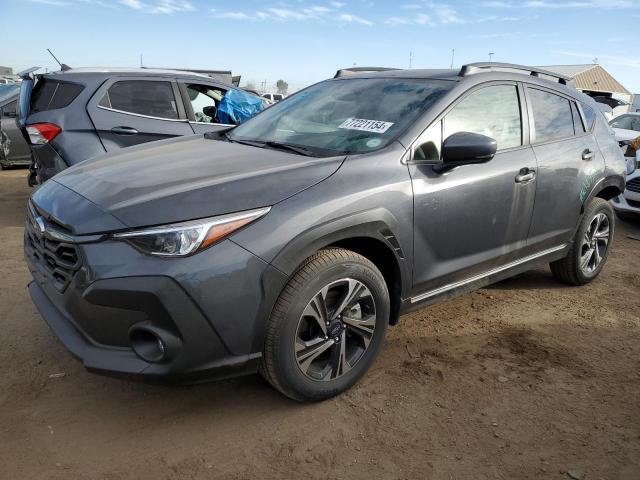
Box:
[52,134,344,230]
[613,128,640,142]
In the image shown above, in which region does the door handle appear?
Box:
[515,168,536,183]
[111,126,138,135]
[582,149,593,161]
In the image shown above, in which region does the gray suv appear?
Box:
[17,68,263,185]
[24,63,626,401]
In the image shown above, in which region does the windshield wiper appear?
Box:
[225,135,318,157]
[227,135,266,148]
[263,141,317,157]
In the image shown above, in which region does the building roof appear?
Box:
[537,64,630,95]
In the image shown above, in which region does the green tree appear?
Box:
[276,79,289,95]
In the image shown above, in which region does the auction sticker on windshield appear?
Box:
[339,118,394,134]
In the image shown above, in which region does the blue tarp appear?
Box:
[218,89,264,125]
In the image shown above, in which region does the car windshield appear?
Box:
[610,114,640,132]
[228,77,453,156]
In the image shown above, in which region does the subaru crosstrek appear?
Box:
[25,63,626,401]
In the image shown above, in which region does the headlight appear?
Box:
[626,157,637,175]
[112,207,270,257]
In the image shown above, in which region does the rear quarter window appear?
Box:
[580,103,596,131]
[100,80,178,120]
[570,101,585,134]
[30,79,84,113]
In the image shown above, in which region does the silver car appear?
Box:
[610,112,640,220]
[0,85,31,168]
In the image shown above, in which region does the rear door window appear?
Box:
[30,79,84,113]
[444,84,522,150]
[528,88,575,142]
[185,84,227,124]
[100,80,178,120]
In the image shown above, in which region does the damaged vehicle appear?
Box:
[0,85,31,168]
[25,63,626,401]
[610,112,640,220]
[17,67,264,185]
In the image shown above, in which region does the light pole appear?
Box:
[489,52,495,62]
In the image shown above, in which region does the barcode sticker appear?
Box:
[338,118,394,134]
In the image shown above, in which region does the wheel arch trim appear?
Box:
[582,174,625,213]
[268,209,411,316]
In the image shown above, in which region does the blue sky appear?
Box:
[1,0,639,92]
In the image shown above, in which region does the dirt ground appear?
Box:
[1,168,639,480]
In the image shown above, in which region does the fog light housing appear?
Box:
[128,324,181,363]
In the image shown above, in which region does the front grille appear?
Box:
[627,198,640,209]
[25,203,81,292]
[627,178,640,194]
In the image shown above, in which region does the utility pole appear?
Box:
[450,49,455,69]
[409,51,412,69]
[140,54,143,68]
[488,52,495,62]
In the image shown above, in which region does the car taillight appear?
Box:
[26,123,61,144]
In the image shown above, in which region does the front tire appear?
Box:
[550,197,614,285]
[260,248,389,402]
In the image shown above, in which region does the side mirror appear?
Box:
[442,131,497,166]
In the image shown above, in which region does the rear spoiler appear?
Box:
[17,66,40,81]
[16,67,40,127]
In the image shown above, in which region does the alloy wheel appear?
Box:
[295,278,377,381]
[580,212,610,275]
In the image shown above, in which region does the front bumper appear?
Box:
[612,171,640,216]
[27,277,259,382]
[25,217,288,383]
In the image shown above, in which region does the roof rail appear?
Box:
[458,62,574,86]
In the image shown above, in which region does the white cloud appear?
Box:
[386,13,433,26]
[119,0,142,8]
[217,11,250,20]
[29,0,194,11]
[210,4,373,26]
[337,12,374,25]
[470,31,521,38]
[118,0,194,14]
[29,0,72,5]
[431,2,463,23]
[484,0,640,8]
[386,1,463,26]
[556,50,640,68]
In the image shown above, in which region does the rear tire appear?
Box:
[550,197,614,285]
[260,248,389,402]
